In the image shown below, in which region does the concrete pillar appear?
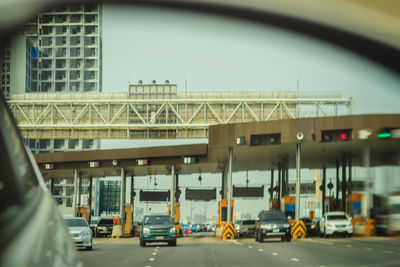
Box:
[363,143,372,218]
[77,172,82,217]
[170,165,176,221]
[72,169,78,217]
[281,160,286,197]
[120,168,126,226]
[336,160,340,210]
[130,176,134,205]
[322,167,326,216]
[270,169,274,200]
[348,157,353,216]
[175,173,179,202]
[50,178,54,195]
[88,177,93,224]
[227,147,233,224]
[295,143,301,221]
[278,163,281,210]
[222,166,229,199]
[341,156,347,212]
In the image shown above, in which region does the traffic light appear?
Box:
[321,129,352,142]
[377,128,393,139]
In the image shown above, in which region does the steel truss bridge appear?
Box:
[8,93,353,139]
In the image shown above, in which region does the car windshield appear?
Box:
[242,220,255,225]
[327,215,348,220]
[262,212,286,221]
[144,216,172,225]
[65,219,88,227]
[98,219,113,225]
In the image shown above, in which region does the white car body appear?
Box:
[66,218,93,250]
[320,212,353,237]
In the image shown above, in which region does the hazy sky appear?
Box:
[101,4,400,220]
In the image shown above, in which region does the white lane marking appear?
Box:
[93,242,98,244]
[258,249,263,252]
[156,247,160,249]
[248,246,253,248]
[302,239,333,245]
[365,247,373,251]
[145,266,151,267]
[232,240,243,246]
[152,252,157,255]
[291,258,299,262]
[381,250,393,254]
[272,252,278,256]
[154,249,159,252]
[346,244,352,248]
[149,258,154,262]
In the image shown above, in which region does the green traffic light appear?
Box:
[377,132,391,138]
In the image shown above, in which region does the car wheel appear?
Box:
[323,227,327,238]
[86,246,92,251]
[281,236,285,242]
[169,240,177,246]
[255,231,258,241]
[140,239,146,247]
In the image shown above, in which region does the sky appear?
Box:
[100,4,400,221]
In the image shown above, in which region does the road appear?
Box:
[77,233,400,267]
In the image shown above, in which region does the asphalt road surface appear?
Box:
[76,233,400,267]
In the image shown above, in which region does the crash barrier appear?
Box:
[215,227,223,240]
[291,221,306,240]
[222,223,235,240]
[111,225,122,238]
[364,219,376,237]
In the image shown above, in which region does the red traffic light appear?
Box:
[341,133,348,140]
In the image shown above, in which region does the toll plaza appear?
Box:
[34,114,400,238]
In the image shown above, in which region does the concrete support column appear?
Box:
[285,159,289,197]
[227,147,233,224]
[77,172,82,217]
[341,156,347,212]
[348,157,353,216]
[120,168,126,226]
[50,178,54,195]
[170,165,176,221]
[222,166,229,199]
[322,167,326,216]
[282,160,286,197]
[363,143,372,218]
[278,163,281,210]
[270,169,274,200]
[295,143,301,221]
[336,160,340,210]
[88,177,93,224]
[175,173,179,202]
[72,169,78,217]
[130,176,134,205]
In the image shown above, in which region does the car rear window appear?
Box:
[98,219,113,225]
[327,215,347,220]
[242,220,255,225]
[144,215,172,225]
[66,219,88,227]
[262,212,286,221]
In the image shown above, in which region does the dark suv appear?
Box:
[95,218,113,237]
[139,214,177,247]
[255,210,291,242]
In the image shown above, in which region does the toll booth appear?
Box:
[168,203,180,235]
[76,206,88,220]
[217,199,234,230]
[124,204,133,235]
[347,193,363,222]
[281,196,296,224]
